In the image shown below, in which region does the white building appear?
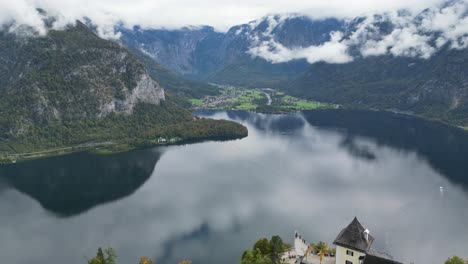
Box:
[294,231,309,257]
[333,217,402,264]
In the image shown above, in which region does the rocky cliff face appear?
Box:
[0,21,165,137]
[119,26,217,77]
[0,17,248,154]
[119,15,339,84]
[99,73,165,116]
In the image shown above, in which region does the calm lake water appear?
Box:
[1,110,468,264]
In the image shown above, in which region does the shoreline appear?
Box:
[0,133,247,164]
[196,107,468,133]
[3,108,467,165]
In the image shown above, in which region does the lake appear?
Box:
[1,110,468,264]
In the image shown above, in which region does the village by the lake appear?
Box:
[189,85,339,113]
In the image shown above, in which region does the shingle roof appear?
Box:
[363,251,403,264]
[333,217,375,253]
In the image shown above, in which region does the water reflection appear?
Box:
[301,109,468,188]
[0,148,162,216]
[203,109,468,187]
[224,110,307,132]
[0,110,467,264]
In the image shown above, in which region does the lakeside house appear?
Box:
[286,218,402,264]
[333,217,402,264]
[157,137,167,143]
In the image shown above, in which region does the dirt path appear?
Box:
[4,142,115,161]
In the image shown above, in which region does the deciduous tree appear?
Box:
[139,256,155,264]
[87,247,116,264]
[445,256,467,264]
[269,235,284,264]
[253,238,271,256]
[240,248,271,264]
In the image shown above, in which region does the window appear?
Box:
[346,250,354,256]
[346,261,353,264]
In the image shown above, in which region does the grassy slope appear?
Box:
[190,87,335,113]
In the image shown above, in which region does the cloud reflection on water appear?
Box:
[0,110,467,264]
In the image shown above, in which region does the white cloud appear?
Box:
[248,31,353,64]
[0,0,47,35]
[247,0,467,64]
[0,0,466,64]
[356,1,468,57]
[420,0,468,49]
[360,26,436,59]
[0,0,447,34]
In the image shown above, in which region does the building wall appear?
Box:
[294,237,308,256]
[335,245,366,264]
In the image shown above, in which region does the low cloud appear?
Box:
[0,1,47,35]
[248,0,467,64]
[359,26,437,59]
[0,0,466,64]
[0,0,448,35]
[356,0,468,57]
[249,31,353,64]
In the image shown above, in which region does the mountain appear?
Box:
[285,0,468,125]
[120,25,217,77]
[0,20,247,158]
[122,39,220,99]
[119,15,344,87]
[287,47,468,125]
[118,1,468,125]
[1,21,165,126]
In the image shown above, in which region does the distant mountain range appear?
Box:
[118,0,468,125]
[119,15,337,87]
[0,0,466,159]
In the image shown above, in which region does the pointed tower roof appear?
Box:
[333,217,374,253]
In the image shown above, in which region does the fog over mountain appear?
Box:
[247,0,467,64]
[112,1,468,127]
[1,0,468,125]
[1,0,466,64]
[0,0,446,33]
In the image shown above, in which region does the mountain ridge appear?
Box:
[117,0,468,125]
[0,20,247,159]
[119,15,330,86]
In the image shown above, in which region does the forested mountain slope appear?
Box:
[287,48,468,125]
[0,21,246,156]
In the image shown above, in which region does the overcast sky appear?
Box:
[0,0,447,32]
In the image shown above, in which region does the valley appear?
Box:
[189,85,337,113]
[0,2,467,264]
[121,1,468,127]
